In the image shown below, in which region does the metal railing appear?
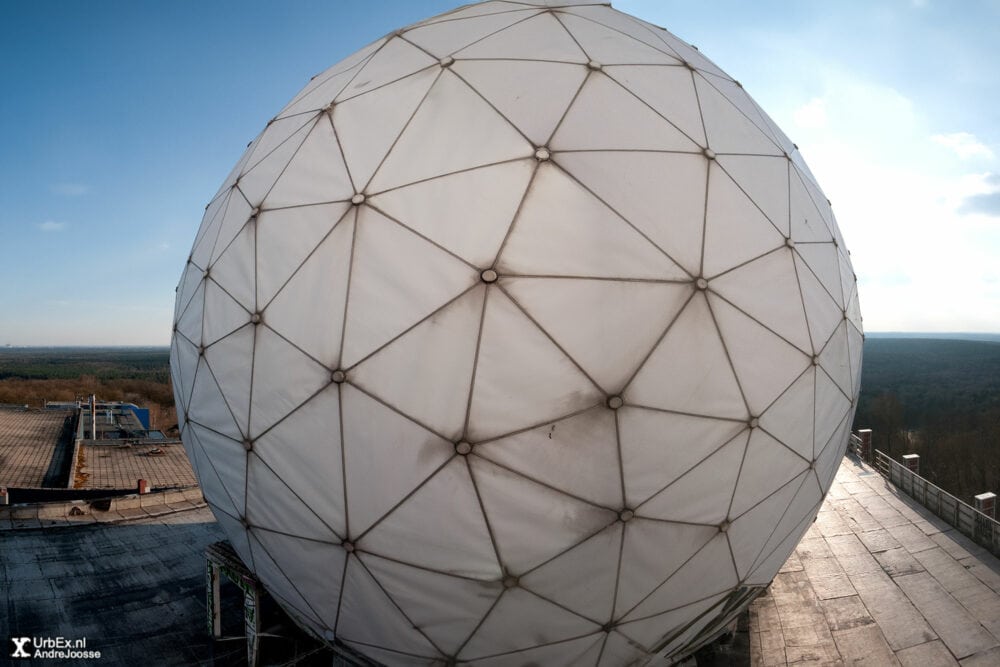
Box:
[873,449,1000,557]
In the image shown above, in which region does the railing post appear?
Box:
[975,492,997,519]
[902,453,920,475]
[858,429,872,463]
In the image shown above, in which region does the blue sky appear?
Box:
[1,0,998,345]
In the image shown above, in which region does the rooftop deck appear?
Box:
[75,441,197,490]
[749,455,1000,666]
[0,408,74,487]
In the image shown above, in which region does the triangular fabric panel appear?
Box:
[171,334,200,419]
[335,37,438,103]
[716,154,790,236]
[694,75,782,156]
[709,293,811,418]
[745,507,816,587]
[349,286,484,442]
[248,325,332,438]
[814,368,851,459]
[847,321,863,396]
[340,644,440,667]
[204,324,254,436]
[617,407,747,509]
[795,252,844,354]
[622,534,737,622]
[729,428,810,518]
[174,261,204,323]
[246,456,339,541]
[795,242,844,309]
[188,429,241,519]
[757,367,814,462]
[341,385,455,538]
[202,279,251,346]
[600,630,651,667]
[175,281,205,348]
[189,422,247,516]
[237,118,317,209]
[563,5,686,62]
[412,1,534,26]
[369,70,533,192]
[252,383,346,538]
[369,159,533,268]
[839,249,857,310]
[466,288,603,442]
[645,595,729,658]
[253,528,346,627]
[816,411,852,490]
[727,472,806,579]
[357,456,502,580]
[342,207,479,367]
[243,113,317,177]
[498,163,688,280]
[708,76,784,149]
[626,293,748,420]
[503,277,691,393]
[702,162,787,278]
[263,212,354,368]
[247,530,325,629]
[208,188,253,266]
[709,249,811,354]
[208,219,256,312]
[263,116,354,209]
[789,169,835,243]
[455,12,588,63]
[636,431,747,524]
[452,59,586,147]
[558,12,680,65]
[213,506,254,572]
[556,151,706,275]
[603,65,705,147]
[520,522,622,623]
[475,406,621,512]
[818,320,853,397]
[475,634,604,667]
[746,473,822,583]
[276,62,362,120]
[333,67,439,191]
[402,9,541,58]
[615,518,718,619]
[189,190,230,270]
[458,586,601,660]
[360,552,503,656]
[255,203,350,308]
[470,455,618,574]
[187,358,242,440]
[336,556,441,658]
[552,73,700,152]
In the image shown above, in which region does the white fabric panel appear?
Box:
[703,162,786,278]
[247,530,325,629]
[795,252,844,353]
[340,644,440,667]
[360,552,503,656]
[213,506,254,571]
[175,281,204,347]
[455,12,588,63]
[264,117,354,209]
[333,67,439,191]
[600,630,650,667]
[402,9,541,58]
[174,262,204,324]
[817,412,852,490]
[238,119,316,208]
[636,432,747,524]
[350,287,484,441]
[202,280,250,346]
[729,429,810,517]
[819,320,853,397]
[276,64,361,120]
[340,385,454,537]
[471,455,618,573]
[814,368,851,459]
[187,427,241,519]
[709,76,784,149]
[618,407,747,509]
[848,320,864,395]
[695,75,782,156]
[253,529,346,627]
[248,325,331,438]
[717,155,790,236]
[789,168,835,243]
[616,592,728,651]
[520,522,622,622]
[643,27,729,78]
[626,293,748,420]
[758,367,815,462]
[255,203,349,307]
[203,324,254,436]
[710,293,811,418]
[745,508,815,586]
[208,221,255,312]
[453,59,586,147]
[187,359,242,440]
[710,249,811,354]
[246,455,338,541]
[336,557,440,657]
[190,191,230,270]
[342,208,478,367]
[795,242,844,308]
[413,2,535,25]
[457,586,601,660]
[263,212,354,368]
[562,5,684,59]
[727,472,805,579]
[369,70,533,192]
[622,534,736,622]
[252,384,346,538]
[558,12,679,65]
[475,635,604,667]
[475,406,620,508]
[369,160,533,268]
[745,473,822,584]
[243,114,317,176]
[357,457,502,580]
[189,423,247,516]
[557,151,706,275]
[504,277,690,392]
[467,289,603,441]
[336,37,437,102]
[552,72,699,152]
[172,334,200,414]
[499,163,689,280]
[208,188,253,266]
[603,65,705,147]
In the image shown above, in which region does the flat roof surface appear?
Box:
[75,441,198,490]
[0,408,73,487]
[749,455,1000,666]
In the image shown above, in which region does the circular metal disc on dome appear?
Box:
[171,2,862,664]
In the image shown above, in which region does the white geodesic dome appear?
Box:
[170,1,863,664]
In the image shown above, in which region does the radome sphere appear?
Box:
[171,1,863,664]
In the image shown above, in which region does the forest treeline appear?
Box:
[853,338,1000,504]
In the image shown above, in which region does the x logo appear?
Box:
[10,638,31,658]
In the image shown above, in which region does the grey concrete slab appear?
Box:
[886,522,939,554]
[875,547,925,577]
[913,548,1000,638]
[896,640,959,667]
[894,571,999,659]
[819,596,875,632]
[858,528,903,553]
[960,645,1000,666]
[831,624,901,666]
[849,570,938,651]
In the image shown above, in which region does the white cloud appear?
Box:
[792,97,827,129]
[931,132,994,160]
[50,183,90,196]
[37,221,67,232]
